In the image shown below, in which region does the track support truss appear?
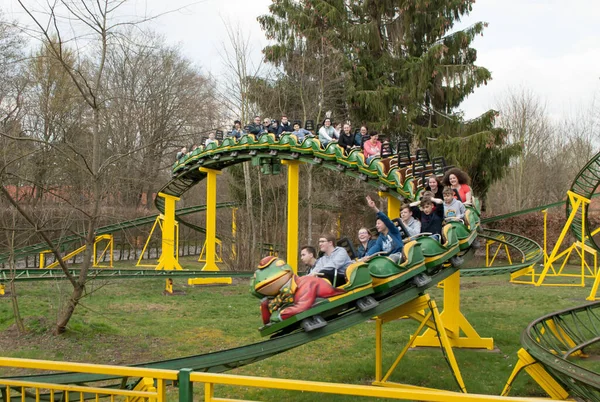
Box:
[412,271,494,350]
[502,348,569,399]
[373,293,467,393]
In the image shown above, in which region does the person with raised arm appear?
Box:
[363,195,404,263]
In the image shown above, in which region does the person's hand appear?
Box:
[366,195,377,210]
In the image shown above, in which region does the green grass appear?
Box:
[0,263,596,401]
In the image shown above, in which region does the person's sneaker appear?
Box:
[450,255,464,267]
[413,273,432,287]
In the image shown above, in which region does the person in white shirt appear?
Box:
[318,118,339,146]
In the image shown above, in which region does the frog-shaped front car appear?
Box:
[250,256,345,324]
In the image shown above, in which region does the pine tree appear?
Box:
[259,0,520,200]
[257,0,349,122]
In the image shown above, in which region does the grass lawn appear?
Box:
[0,260,597,401]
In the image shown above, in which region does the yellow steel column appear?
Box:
[502,348,569,399]
[412,271,494,349]
[282,160,301,274]
[536,191,590,286]
[189,168,231,285]
[542,209,548,266]
[581,200,586,286]
[231,207,238,258]
[379,192,401,219]
[375,318,382,382]
[200,167,222,272]
[156,192,183,271]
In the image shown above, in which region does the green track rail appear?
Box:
[521,301,600,401]
[0,269,253,282]
[2,266,458,392]
[157,134,420,230]
[568,151,600,252]
[461,229,543,277]
[0,202,237,265]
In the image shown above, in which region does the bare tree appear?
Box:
[218,21,264,264]
[10,0,175,333]
[105,28,219,208]
[488,87,600,215]
[491,88,554,212]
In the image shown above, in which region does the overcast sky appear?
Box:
[5,0,600,122]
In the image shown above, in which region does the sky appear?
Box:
[5,0,600,122]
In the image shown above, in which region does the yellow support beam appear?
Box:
[156,192,183,271]
[93,234,113,268]
[198,238,223,263]
[125,377,157,402]
[412,271,494,350]
[189,168,231,286]
[282,160,301,274]
[535,191,589,287]
[486,236,512,267]
[231,207,238,258]
[42,246,85,269]
[380,192,401,220]
[502,348,569,399]
[199,167,222,272]
[373,294,467,393]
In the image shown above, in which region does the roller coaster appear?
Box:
[0,134,599,401]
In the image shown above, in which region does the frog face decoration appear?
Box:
[250,256,294,299]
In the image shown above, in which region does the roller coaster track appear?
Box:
[521,301,600,401]
[461,229,543,277]
[4,266,458,390]
[2,139,598,399]
[568,151,600,252]
[0,202,237,265]
[0,229,543,281]
[158,134,419,230]
[0,268,253,282]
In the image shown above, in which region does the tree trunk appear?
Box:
[8,238,25,334]
[258,168,264,256]
[306,164,313,244]
[242,162,255,261]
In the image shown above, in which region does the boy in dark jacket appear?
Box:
[410,194,444,240]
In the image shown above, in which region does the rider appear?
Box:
[363,195,404,263]
[309,234,351,286]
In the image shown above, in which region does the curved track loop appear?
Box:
[461,229,543,277]
[0,202,237,265]
[7,267,458,386]
[568,151,600,251]
[159,134,422,230]
[522,301,600,401]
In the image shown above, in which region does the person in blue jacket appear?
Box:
[363,195,404,263]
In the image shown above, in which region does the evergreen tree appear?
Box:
[259,0,520,200]
[257,0,348,123]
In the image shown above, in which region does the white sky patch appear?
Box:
[5,0,599,122]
